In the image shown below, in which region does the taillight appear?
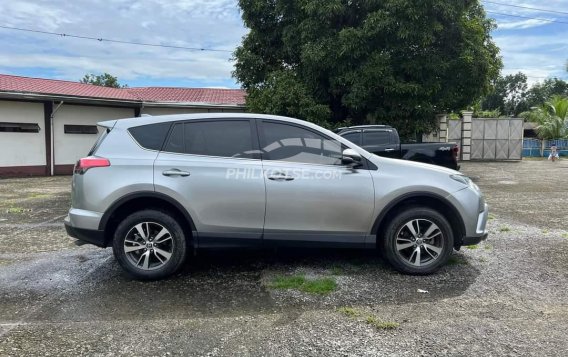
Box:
[74,156,110,174]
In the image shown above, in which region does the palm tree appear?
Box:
[521,95,568,155]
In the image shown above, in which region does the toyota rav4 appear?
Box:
[65,113,488,280]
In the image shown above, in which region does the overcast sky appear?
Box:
[0,0,566,89]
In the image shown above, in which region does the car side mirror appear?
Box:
[342,148,362,166]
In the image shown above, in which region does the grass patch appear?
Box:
[330,265,344,275]
[483,244,493,251]
[365,316,400,330]
[29,193,50,199]
[447,256,468,265]
[268,274,337,295]
[465,245,479,250]
[562,233,568,239]
[6,207,28,214]
[542,229,549,234]
[337,307,361,317]
[488,213,496,221]
[499,226,510,232]
[338,308,400,330]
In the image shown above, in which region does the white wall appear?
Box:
[54,105,135,165]
[0,100,45,167]
[141,107,245,116]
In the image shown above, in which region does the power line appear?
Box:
[485,11,568,25]
[485,2,568,16]
[483,1,568,16]
[0,25,233,53]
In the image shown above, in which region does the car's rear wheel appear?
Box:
[112,209,187,280]
[381,206,453,275]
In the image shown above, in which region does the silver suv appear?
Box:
[64,113,488,280]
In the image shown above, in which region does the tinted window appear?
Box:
[129,122,172,150]
[363,130,391,145]
[164,120,255,159]
[341,131,361,145]
[260,122,344,165]
[164,123,184,153]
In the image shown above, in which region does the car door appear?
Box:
[258,120,375,244]
[153,119,266,246]
[362,129,398,158]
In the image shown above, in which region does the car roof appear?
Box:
[99,113,311,129]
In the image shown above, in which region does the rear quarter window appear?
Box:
[128,122,172,151]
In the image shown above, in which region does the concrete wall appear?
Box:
[0,100,46,174]
[53,105,135,168]
[0,100,247,177]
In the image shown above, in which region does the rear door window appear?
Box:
[341,131,362,145]
[163,120,256,159]
[363,130,391,145]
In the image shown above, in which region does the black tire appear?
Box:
[381,206,453,275]
[112,209,187,280]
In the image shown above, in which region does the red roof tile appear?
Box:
[127,87,245,105]
[0,74,245,106]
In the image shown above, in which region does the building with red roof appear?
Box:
[0,73,246,176]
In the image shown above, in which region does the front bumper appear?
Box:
[460,203,489,246]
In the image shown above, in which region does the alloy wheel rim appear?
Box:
[123,222,174,271]
[395,219,444,267]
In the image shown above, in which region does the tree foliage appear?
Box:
[80,73,127,88]
[481,75,568,117]
[234,0,502,137]
[520,95,568,140]
[480,72,528,116]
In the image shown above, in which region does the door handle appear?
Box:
[162,169,190,177]
[267,172,294,181]
[384,148,395,152]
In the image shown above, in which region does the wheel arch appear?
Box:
[371,192,465,248]
[99,191,197,247]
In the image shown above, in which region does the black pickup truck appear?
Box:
[336,125,460,170]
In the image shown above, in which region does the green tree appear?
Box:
[80,73,127,88]
[480,72,528,116]
[525,78,568,109]
[521,95,568,154]
[233,0,502,138]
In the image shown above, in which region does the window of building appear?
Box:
[64,125,99,135]
[0,122,40,133]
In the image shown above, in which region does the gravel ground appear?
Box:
[0,159,567,356]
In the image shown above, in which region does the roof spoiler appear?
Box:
[97,119,118,129]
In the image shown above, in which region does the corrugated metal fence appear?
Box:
[523,138,568,157]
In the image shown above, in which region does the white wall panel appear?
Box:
[0,101,45,167]
[54,105,135,165]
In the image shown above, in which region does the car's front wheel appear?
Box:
[112,209,187,280]
[381,206,453,275]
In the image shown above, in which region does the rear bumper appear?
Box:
[64,221,106,247]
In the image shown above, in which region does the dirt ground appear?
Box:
[0,159,567,356]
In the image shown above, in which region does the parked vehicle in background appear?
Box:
[64,114,487,280]
[336,125,460,170]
